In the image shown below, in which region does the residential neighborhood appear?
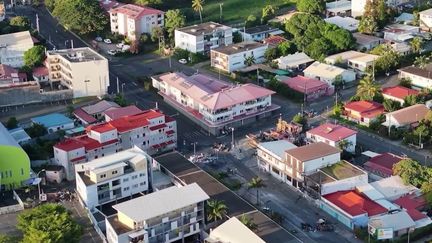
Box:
[1,0,432,243]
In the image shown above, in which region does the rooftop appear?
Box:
[112,183,209,222]
[369,211,415,231]
[31,113,73,128]
[104,105,143,120]
[324,16,359,31]
[363,152,404,177]
[398,65,432,79]
[177,22,231,36]
[320,160,366,181]
[285,142,340,162]
[81,100,120,115]
[420,8,432,16]
[325,51,379,64]
[211,41,267,55]
[326,0,351,12]
[344,100,384,113]
[394,194,428,221]
[242,25,280,35]
[73,108,98,124]
[257,140,297,160]
[206,216,265,243]
[0,123,20,147]
[303,61,348,78]
[0,64,18,79]
[384,104,429,126]
[281,75,329,94]
[0,31,34,48]
[263,35,287,46]
[32,66,49,77]
[8,127,31,144]
[352,32,384,45]
[109,4,163,19]
[370,176,420,200]
[382,85,419,100]
[323,190,387,217]
[275,52,314,67]
[307,123,357,142]
[47,47,106,62]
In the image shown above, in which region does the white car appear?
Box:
[104,39,112,44]
[95,36,103,42]
[116,43,124,48]
[107,49,117,56]
[179,58,187,64]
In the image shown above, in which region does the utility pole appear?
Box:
[219,3,223,23]
[71,40,74,49]
[36,14,40,33]
[116,77,120,94]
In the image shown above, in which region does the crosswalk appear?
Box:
[179,130,209,142]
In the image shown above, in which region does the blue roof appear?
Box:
[31,113,74,128]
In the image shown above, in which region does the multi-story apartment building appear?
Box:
[0,31,34,68]
[175,22,233,54]
[105,183,209,243]
[54,109,177,180]
[210,41,268,72]
[45,47,109,98]
[306,123,357,153]
[109,4,164,40]
[75,146,149,210]
[152,72,279,135]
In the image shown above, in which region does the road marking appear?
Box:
[132,82,138,87]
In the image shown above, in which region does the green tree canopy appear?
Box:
[383,99,400,112]
[356,75,380,101]
[6,117,18,129]
[17,203,82,243]
[52,0,108,35]
[9,16,31,31]
[24,46,46,68]
[192,0,204,23]
[393,158,427,187]
[261,5,277,24]
[134,0,162,7]
[296,0,325,14]
[370,44,400,73]
[245,15,259,28]
[165,9,186,40]
[207,199,228,222]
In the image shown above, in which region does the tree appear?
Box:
[6,117,18,129]
[358,15,378,34]
[26,123,47,138]
[165,9,186,40]
[306,38,332,60]
[239,214,257,231]
[45,0,56,11]
[337,139,353,151]
[245,15,258,28]
[399,78,412,88]
[261,5,277,24]
[414,55,429,69]
[233,31,242,43]
[24,46,45,69]
[393,158,426,187]
[114,94,128,107]
[9,16,30,31]
[244,55,256,66]
[134,0,162,6]
[277,41,296,56]
[356,75,380,101]
[332,102,343,117]
[206,199,228,222]
[296,0,325,14]
[370,44,400,73]
[192,0,204,23]
[411,37,424,54]
[264,47,278,62]
[333,75,344,92]
[248,177,264,205]
[151,26,165,43]
[52,0,108,35]
[383,99,400,112]
[404,94,418,107]
[17,203,82,243]
[292,113,306,125]
[0,234,16,243]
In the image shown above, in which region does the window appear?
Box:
[112,170,118,175]
[133,184,138,188]
[132,175,138,179]
[100,174,106,179]
[123,178,129,182]
[140,182,145,186]
[123,187,129,191]
[21,168,24,175]
[139,173,145,177]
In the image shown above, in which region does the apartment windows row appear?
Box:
[123,182,146,191]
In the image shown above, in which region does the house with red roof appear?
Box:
[394,194,432,228]
[32,66,49,83]
[343,100,385,126]
[320,190,387,229]
[281,75,334,101]
[104,105,142,121]
[263,35,287,47]
[363,152,404,178]
[0,64,27,84]
[306,123,357,152]
[109,4,164,40]
[382,86,419,105]
[54,109,177,180]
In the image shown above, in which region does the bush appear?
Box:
[267,77,303,101]
[173,48,189,60]
[6,117,18,129]
[25,123,47,138]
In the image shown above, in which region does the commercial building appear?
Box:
[398,65,432,89]
[382,104,429,128]
[0,122,31,190]
[274,52,314,71]
[75,147,150,210]
[324,51,379,74]
[239,25,283,42]
[105,183,209,243]
[368,211,415,239]
[31,113,75,134]
[280,76,333,101]
[73,100,120,125]
[382,86,419,105]
[285,142,341,188]
[343,101,384,126]
[210,41,268,72]
[45,47,109,98]
[0,31,34,68]
[109,4,164,40]
[419,8,432,31]
[175,22,232,54]
[363,152,404,178]
[303,62,356,86]
[324,16,359,32]
[352,33,384,51]
[152,72,278,135]
[306,123,357,153]
[54,109,177,180]
[205,216,266,243]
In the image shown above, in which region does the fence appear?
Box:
[0,190,24,215]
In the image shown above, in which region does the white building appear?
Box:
[326,0,352,17]
[109,4,164,40]
[382,104,429,128]
[239,25,283,42]
[325,51,379,74]
[303,61,356,86]
[352,33,384,51]
[175,22,232,54]
[398,65,432,89]
[205,216,265,243]
[419,8,432,31]
[0,31,34,68]
[383,24,420,43]
[45,48,109,98]
[211,41,268,72]
[54,109,177,180]
[105,183,209,243]
[352,0,411,17]
[256,140,297,182]
[369,211,415,239]
[306,123,357,153]
[0,3,5,22]
[274,52,314,71]
[152,72,278,135]
[370,176,421,201]
[324,16,359,32]
[75,147,149,210]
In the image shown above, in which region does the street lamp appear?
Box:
[36,169,46,200]
[230,127,235,149]
[191,142,197,157]
[122,83,126,95]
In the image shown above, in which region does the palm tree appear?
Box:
[192,0,204,23]
[337,139,353,151]
[248,177,264,205]
[410,37,424,54]
[356,75,380,101]
[207,199,228,223]
[239,214,258,231]
[244,55,256,66]
[414,55,429,68]
[404,94,418,107]
[383,99,400,112]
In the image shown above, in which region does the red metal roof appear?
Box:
[263,35,287,46]
[324,190,387,217]
[363,153,403,177]
[281,75,329,94]
[382,86,419,100]
[88,123,117,133]
[394,194,428,221]
[109,4,163,19]
[73,108,97,124]
[54,139,84,151]
[307,123,356,142]
[104,105,142,120]
[344,101,384,113]
[74,135,118,151]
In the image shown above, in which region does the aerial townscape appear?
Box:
[2,0,432,242]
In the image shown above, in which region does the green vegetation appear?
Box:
[358,0,393,34]
[173,48,208,64]
[24,46,46,69]
[6,117,18,129]
[9,16,31,31]
[267,77,303,102]
[165,9,186,40]
[239,214,258,231]
[206,199,228,222]
[22,138,57,160]
[356,75,380,101]
[248,177,264,205]
[370,44,400,74]
[25,123,47,138]
[17,203,82,243]
[296,0,324,14]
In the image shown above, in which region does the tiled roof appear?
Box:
[88,123,117,133]
[109,4,163,19]
[281,75,329,94]
[0,64,18,79]
[263,35,287,46]
[32,66,49,77]
[344,100,384,113]
[382,86,419,100]
[108,110,163,132]
[286,142,340,162]
[324,190,387,217]
[73,108,97,124]
[104,105,142,120]
[74,135,118,151]
[307,123,357,142]
[363,152,403,177]
[386,104,429,125]
[394,194,428,221]
[54,139,84,151]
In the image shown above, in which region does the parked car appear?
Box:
[95,36,103,42]
[107,50,117,56]
[104,39,112,44]
[179,58,187,64]
[116,42,124,48]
